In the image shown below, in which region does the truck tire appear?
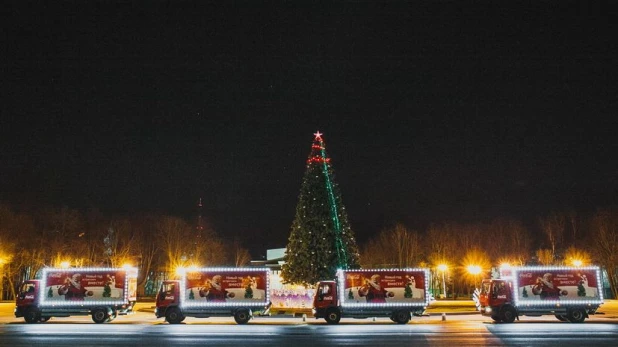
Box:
[490,315,502,323]
[567,308,586,323]
[393,310,411,324]
[24,308,41,324]
[325,308,341,324]
[234,309,251,324]
[555,314,568,322]
[165,307,184,324]
[92,308,109,324]
[39,316,51,323]
[501,306,517,323]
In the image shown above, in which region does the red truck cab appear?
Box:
[155,280,185,323]
[15,280,50,323]
[479,279,518,323]
[313,281,339,323]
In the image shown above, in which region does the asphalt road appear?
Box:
[1,301,617,346]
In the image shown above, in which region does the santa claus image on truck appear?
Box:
[517,268,600,301]
[57,273,93,301]
[44,269,129,302]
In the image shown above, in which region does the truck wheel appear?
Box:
[490,315,502,323]
[501,306,517,323]
[165,307,184,324]
[325,308,341,324]
[393,310,411,324]
[567,308,586,323]
[234,309,251,324]
[92,308,109,324]
[24,308,41,324]
[555,314,568,322]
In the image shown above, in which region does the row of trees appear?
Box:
[0,203,251,300]
[1,202,617,300]
[359,208,618,299]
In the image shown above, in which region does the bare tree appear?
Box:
[590,208,618,299]
[539,213,566,261]
[535,248,554,265]
[232,237,252,267]
[360,223,422,268]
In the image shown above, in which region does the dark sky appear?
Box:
[2,1,617,254]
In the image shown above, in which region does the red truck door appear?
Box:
[16,281,38,307]
[314,281,337,310]
[156,281,179,309]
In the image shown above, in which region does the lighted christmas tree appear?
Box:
[281,131,361,285]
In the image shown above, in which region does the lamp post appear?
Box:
[438,264,447,299]
[0,258,4,301]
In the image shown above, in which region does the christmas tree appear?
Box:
[348,288,354,300]
[189,288,195,300]
[281,131,361,285]
[245,285,253,299]
[47,287,53,298]
[522,286,528,298]
[103,282,111,297]
[404,283,413,298]
[577,281,586,297]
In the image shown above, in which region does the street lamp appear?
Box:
[437,264,447,299]
[467,265,482,289]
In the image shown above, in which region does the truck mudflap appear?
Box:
[258,301,273,316]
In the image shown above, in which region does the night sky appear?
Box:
[2,1,617,254]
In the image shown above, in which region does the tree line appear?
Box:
[0,203,251,300]
[1,202,617,300]
[359,208,618,299]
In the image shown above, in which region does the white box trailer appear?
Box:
[478,266,604,323]
[313,268,431,324]
[15,267,138,323]
[155,267,271,324]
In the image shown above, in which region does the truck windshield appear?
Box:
[481,282,491,295]
[21,283,35,294]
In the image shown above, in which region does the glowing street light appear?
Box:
[467,265,482,289]
[60,261,71,269]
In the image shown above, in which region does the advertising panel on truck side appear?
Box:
[40,267,137,305]
[180,268,270,307]
[508,266,603,305]
[339,269,430,307]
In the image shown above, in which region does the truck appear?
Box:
[15,266,138,324]
[478,266,604,323]
[313,268,431,324]
[155,267,271,324]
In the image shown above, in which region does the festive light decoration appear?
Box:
[337,268,431,308]
[39,267,138,307]
[178,267,271,308]
[282,131,360,285]
[500,265,604,307]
